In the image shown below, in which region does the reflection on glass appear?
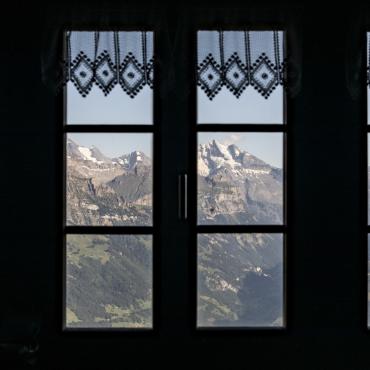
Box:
[197,233,284,327]
[197,133,283,225]
[66,234,152,328]
[66,133,153,226]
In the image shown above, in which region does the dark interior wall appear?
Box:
[0,2,58,367]
[0,1,369,369]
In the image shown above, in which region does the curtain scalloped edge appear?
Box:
[62,31,154,98]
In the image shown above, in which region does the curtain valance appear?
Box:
[197,31,285,100]
[63,31,154,98]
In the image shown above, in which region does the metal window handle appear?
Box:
[178,174,187,220]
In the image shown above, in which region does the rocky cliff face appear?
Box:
[67,138,282,227]
[198,139,283,225]
[66,138,152,226]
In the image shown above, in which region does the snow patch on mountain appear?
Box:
[199,139,269,178]
[78,146,103,164]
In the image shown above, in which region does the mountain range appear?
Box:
[67,138,152,226]
[66,137,284,328]
[198,139,283,225]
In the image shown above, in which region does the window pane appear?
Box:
[197,31,284,124]
[197,233,284,327]
[65,31,154,125]
[66,84,153,124]
[66,234,152,328]
[198,133,283,225]
[66,133,152,226]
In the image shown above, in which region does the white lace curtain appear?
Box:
[63,30,285,100]
[197,31,285,100]
[63,31,154,98]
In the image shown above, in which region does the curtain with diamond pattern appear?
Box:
[197,31,285,100]
[63,31,154,98]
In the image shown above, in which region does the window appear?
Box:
[61,28,287,331]
[195,30,286,328]
[63,31,155,329]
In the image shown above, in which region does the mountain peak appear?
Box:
[204,140,244,161]
[227,143,241,157]
[116,150,151,173]
[199,139,272,178]
[206,140,232,160]
[67,138,152,169]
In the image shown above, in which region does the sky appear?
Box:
[68,132,282,168]
[68,133,153,158]
[67,84,153,125]
[197,86,284,124]
[198,132,283,168]
[67,83,283,168]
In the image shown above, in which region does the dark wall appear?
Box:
[0,1,369,369]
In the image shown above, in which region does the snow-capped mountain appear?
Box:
[67,138,111,164]
[66,138,152,226]
[67,137,282,226]
[67,138,150,170]
[198,140,283,225]
[198,139,273,176]
[113,151,151,174]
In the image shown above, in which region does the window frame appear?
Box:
[189,25,290,332]
[60,27,161,333]
[58,22,292,336]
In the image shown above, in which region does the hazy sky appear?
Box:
[68,133,153,158]
[197,86,284,124]
[67,83,153,125]
[68,132,282,168]
[199,132,283,168]
[67,83,283,167]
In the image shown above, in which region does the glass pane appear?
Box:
[65,31,153,125]
[197,31,284,124]
[66,84,153,124]
[67,133,152,226]
[66,234,152,328]
[197,233,284,328]
[198,133,283,225]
